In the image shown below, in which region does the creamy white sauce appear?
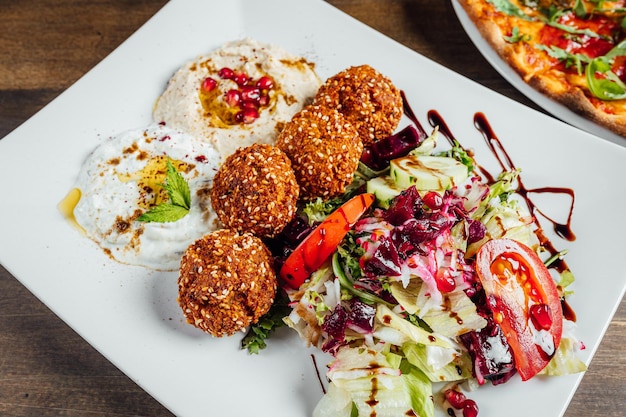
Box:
[153,38,321,158]
[73,124,221,270]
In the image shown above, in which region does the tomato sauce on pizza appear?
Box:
[459,0,626,138]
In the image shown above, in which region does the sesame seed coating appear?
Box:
[210,143,299,238]
[313,65,403,146]
[178,229,277,337]
[275,105,363,200]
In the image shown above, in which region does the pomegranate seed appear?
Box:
[201,77,217,92]
[218,67,234,79]
[232,71,248,86]
[239,108,259,124]
[258,94,269,106]
[530,303,553,330]
[444,390,479,417]
[423,191,443,209]
[224,89,241,107]
[465,286,477,298]
[240,85,261,103]
[463,400,479,417]
[257,75,274,90]
[241,100,258,110]
[444,390,466,409]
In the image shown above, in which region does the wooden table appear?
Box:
[1,1,624,416]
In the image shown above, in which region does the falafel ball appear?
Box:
[313,64,403,146]
[210,143,299,238]
[275,105,363,200]
[178,229,277,337]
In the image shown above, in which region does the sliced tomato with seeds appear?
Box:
[475,238,563,381]
[280,193,375,289]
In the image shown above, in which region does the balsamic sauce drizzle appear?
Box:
[428,110,576,270]
[311,354,327,395]
[401,91,577,320]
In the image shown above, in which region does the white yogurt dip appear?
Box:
[71,124,222,270]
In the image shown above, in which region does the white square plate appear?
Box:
[1,1,625,416]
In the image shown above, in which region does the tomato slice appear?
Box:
[280,193,375,289]
[475,239,563,381]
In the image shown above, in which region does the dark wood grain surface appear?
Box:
[1,1,624,416]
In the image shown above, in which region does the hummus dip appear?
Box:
[153,38,321,158]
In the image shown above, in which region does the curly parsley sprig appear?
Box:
[241,290,291,354]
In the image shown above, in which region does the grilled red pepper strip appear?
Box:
[280,193,375,289]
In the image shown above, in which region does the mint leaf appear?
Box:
[137,203,189,223]
[163,159,191,210]
[137,158,191,223]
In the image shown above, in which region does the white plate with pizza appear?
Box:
[452,0,626,146]
[0,0,625,416]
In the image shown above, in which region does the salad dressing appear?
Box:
[424,109,579,324]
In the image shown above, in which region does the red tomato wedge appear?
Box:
[475,238,563,381]
[280,193,375,289]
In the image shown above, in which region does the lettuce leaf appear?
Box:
[402,342,473,383]
[540,320,588,376]
[401,362,435,417]
[375,304,454,349]
[314,347,419,417]
[390,281,487,338]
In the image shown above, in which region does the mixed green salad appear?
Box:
[244,123,587,417]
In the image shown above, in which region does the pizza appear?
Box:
[458,0,626,138]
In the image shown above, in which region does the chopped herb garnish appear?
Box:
[487,0,533,20]
[504,26,531,43]
[536,44,591,74]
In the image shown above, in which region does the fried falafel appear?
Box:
[178,229,277,337]
[275,105,363,200]
[210,143,299,238]
[313,64,403,146]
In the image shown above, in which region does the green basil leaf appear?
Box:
[605,38,626,60]
[586,57,626,100]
